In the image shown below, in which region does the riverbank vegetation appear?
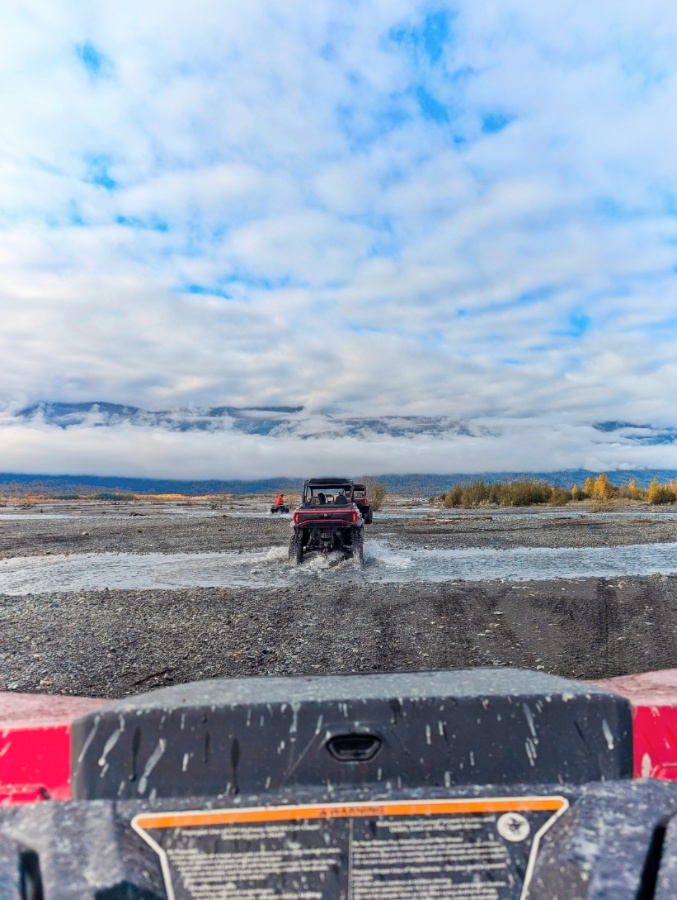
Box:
[362,478,387,511]
[436,474,677,508]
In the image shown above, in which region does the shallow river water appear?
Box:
[2,539,677,594]
[4,506,677,520]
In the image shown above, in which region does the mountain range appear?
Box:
[16,402,677,445]
[2,402,676,495]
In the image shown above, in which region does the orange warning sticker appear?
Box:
[132,795,568,900]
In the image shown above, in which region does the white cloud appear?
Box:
[2,411,677,480]
[1,0,677,473]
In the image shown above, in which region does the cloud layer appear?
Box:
[1,1,677,474]
[3,404,677,479]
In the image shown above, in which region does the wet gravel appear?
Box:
[2,501,677,559]
[1,500,677,697]
[0,500,279,558]
[393,510,677,549]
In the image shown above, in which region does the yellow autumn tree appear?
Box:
[648,477,660,504]
[583,477,595,497]
[593,473,614,500]
[571,485,581,501]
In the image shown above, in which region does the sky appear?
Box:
[2,0,677,477]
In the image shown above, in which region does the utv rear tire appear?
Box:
[353,526,364,564]
[289,532,303,566]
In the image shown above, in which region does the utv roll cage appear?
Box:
[301,477,355,506]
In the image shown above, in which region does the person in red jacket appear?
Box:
[275,493,285,506]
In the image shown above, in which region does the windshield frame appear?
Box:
[302,481,354,506]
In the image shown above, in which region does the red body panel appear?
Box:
[591,669,677,779]
[7,669,677,808]
[0,692,105,804]
[294,509,357,525]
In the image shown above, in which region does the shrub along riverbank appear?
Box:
[436,474,677,508]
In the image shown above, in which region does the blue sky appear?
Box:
[1,0,677,475]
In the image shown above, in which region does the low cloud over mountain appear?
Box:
[2,402,677,480]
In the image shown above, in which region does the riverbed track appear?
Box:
[1,499,677,697]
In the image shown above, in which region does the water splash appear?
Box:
[2,539,677,595]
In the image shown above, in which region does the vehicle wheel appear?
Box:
[289,531,304,566]
[353,526,364,564]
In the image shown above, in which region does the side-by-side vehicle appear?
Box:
[289,477,366,564]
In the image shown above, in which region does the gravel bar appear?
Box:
[1,499,677,697]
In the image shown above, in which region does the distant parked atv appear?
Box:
[270,504,290,514]
[289,477,364,565]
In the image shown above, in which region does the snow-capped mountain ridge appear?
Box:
[15,402,677,446]
[17,402,481,439]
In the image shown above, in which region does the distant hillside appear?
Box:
[0,473,304,498]
[1,469,676,498]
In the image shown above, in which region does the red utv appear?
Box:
[289,477,364,565]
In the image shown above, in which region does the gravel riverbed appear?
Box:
[1,499,677,697]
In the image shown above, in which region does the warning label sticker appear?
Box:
[132,796,568,900]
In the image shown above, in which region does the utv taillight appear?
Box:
[294,512,300,524]
[352,511,357,523]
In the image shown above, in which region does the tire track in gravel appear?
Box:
[4,576,677,698]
